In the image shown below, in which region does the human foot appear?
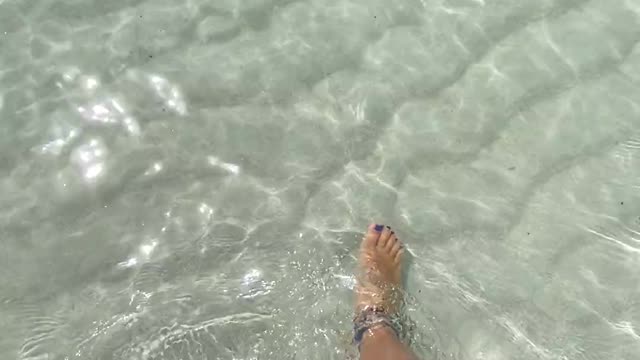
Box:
[356,224,405,314]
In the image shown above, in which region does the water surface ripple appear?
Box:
[1,0,640,359]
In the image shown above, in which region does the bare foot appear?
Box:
[356,224,405,314]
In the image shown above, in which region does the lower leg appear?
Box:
[360,326,418,360]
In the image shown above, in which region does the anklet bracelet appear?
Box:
[353,307,400,348]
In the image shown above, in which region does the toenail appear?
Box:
[374,224,384,232]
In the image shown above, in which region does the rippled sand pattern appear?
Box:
[2,0,640,359]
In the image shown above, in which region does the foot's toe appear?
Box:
[394,248,405,264]
[390,239,402,256]
[362,224,382,248]
[385,233,398,251]
[377,226,393,249]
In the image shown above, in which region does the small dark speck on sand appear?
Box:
[621,202,625,205]
[148,55,153,59]
[508,166,516,171]
[527,232,531,236]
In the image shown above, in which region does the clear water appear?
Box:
[2,0,640,359]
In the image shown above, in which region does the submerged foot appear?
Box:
[356,224,405,314]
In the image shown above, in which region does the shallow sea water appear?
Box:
[2,0,640,359]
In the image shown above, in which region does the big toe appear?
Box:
[361,224,383,249]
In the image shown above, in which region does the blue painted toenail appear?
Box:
[375,224,384,232]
